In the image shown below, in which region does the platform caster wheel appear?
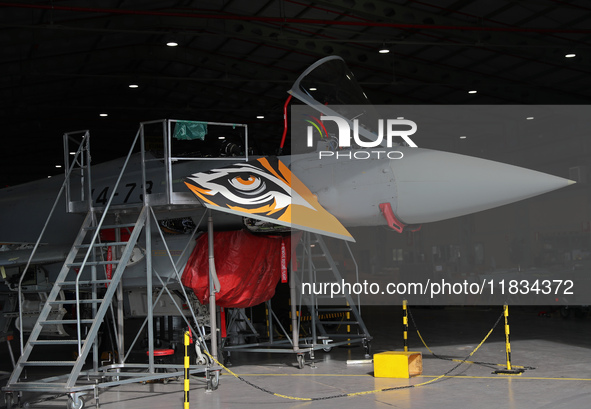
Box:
[208,372,219,390]
[363,340,372,359]
[5,393,13,409]
[560,306,570,319]
[67,396,85,409]
[323,346,332,353]
[297,354,305,369]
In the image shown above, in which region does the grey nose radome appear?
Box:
[391,147,574,225]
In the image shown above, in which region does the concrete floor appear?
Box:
[2,306,591,408]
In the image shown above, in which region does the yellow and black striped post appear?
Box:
[503,304,512,371]
[346,301,351,336]
[184,331,190,408]
[494,305,524,375]
[403,300,408,352]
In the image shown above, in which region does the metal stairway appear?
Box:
[221,232,371,368]
[6,207,147,393]
[3,119,248,406]
[299,232,371,357]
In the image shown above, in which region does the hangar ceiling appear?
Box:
[1,0,590,186]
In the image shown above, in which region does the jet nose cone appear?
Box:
[392,148,574,224]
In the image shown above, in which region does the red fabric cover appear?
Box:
[100,228,132,242]
[181,230,292,308]
[147,349,175,357]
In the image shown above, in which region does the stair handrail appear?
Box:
[17,131,91,354]
[73,128,142,354]
[344,240,361,314]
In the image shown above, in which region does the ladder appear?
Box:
[6,207,147,392]
[299,233,371,356]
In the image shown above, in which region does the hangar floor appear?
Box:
[1,306,591,409]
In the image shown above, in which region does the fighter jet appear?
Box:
[0,55,574,289]
[0,56,575,405]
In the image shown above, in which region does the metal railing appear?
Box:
[17,131,91,354]
[139,119,249,206]
[63,119,249,212]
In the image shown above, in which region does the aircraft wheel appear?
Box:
[297,354,304,369]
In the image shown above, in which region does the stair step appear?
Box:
[59,280,111,286]
[48,299,104,305]
[22,361,77,366]
[84,223,136,231]
[317,308,353,312]
[7,382,68,391]
[67,260,120,267]
[315,294,347,299]
[29,340,82,346]
[318,320,359,325]
[39,319,95,325]
[76,241,129,248]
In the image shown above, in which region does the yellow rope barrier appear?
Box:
[201,309,505,402]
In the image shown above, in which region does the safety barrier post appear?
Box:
[403,300,408,352]
[346,301,351,340]
[265,301,271,340]
[184,331,190,409]
[494,305,524,375]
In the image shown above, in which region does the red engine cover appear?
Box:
[181,230,293,308]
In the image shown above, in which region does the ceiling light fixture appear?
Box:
[166,41,178,47]
[379,45,390,54]
[309,87,317,91]
[257,115,265,119]
[565,53,576,58]
[468,90,477,94]
[526,117,534,120]
[99,113,108,117]
[460,136,467,139]
[55,165,62,168]
[129,84,139,88]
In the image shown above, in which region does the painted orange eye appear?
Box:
[235,176,256,185]
[229,175,263,191]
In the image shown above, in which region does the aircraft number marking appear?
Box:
[92,180,154,204]
[96,187,109,205]
[124,183,136,203]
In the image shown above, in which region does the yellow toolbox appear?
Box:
[373,351,423,378]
